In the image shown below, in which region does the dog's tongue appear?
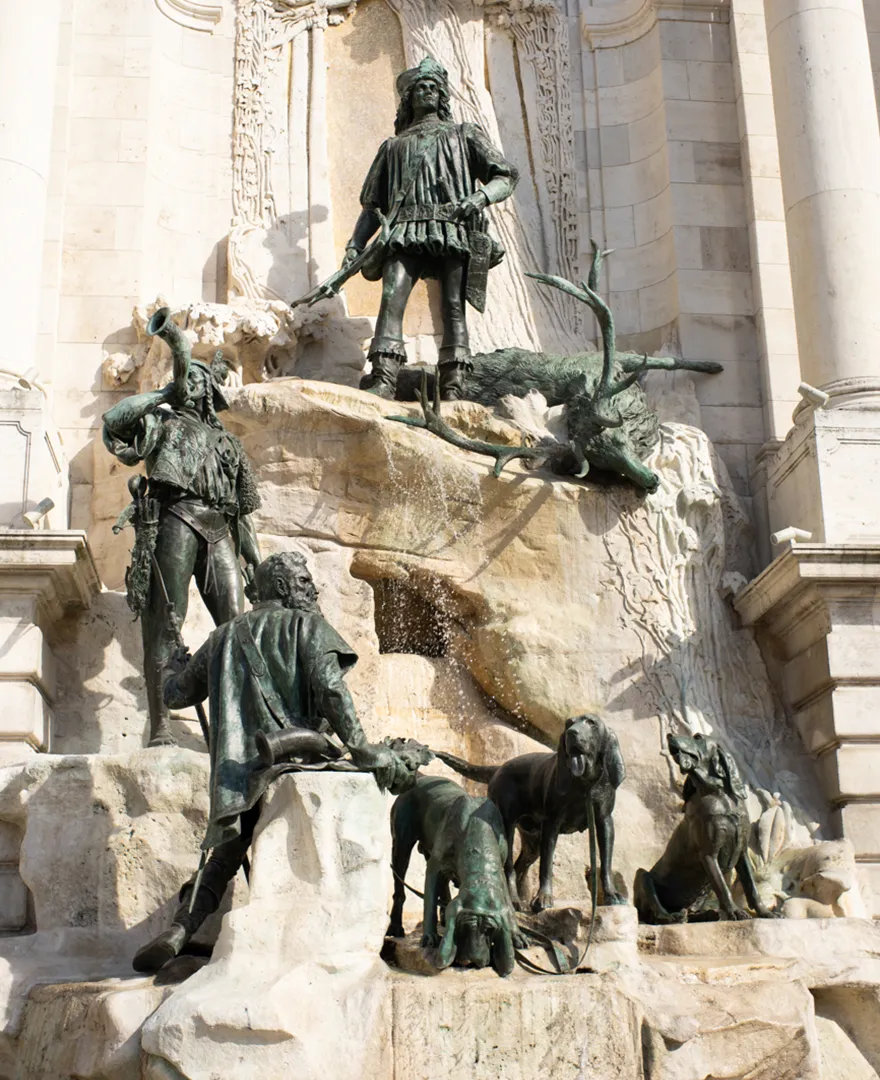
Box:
[570,753,586,777]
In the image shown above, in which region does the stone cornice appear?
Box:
[734,544,880,654]
[581,0,727,48]
[0,532,101,630]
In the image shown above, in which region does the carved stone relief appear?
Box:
[155,0,224,31]
[229,0,584,369]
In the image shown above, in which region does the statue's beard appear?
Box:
[286,583,320,613]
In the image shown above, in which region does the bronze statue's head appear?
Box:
[394,56,452,133]
[667,732,747,803]
[182,354,229,424]
[254,551,320,612]
[667,733,704,774]
[436,890,516,977]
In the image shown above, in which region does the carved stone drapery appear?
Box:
[230,0,582,350]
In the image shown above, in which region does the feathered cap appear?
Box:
[396,55,448,99]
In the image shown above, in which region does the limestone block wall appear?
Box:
[12,0,825,546]
[730,0,799,443]
[578,0,783,496]
[42,0,237,524]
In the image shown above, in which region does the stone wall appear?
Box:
[24,0,814,529]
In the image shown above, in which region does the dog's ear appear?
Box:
[490,922,516,977]
[714,745,747,803]
[436,897,461,970]
[602,726,626,789]
[556,724,572,795]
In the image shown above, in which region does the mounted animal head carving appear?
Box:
[436,891,516,976]
[555,713,626,795]
[667,732,747,804]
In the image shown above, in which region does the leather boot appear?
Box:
[132,879,222,973]
[360,352,402,399]
[437,361,469,402]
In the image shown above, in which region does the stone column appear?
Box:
[765,0,880,403]
[0,3,61,376]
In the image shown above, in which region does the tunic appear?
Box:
[164,601,359,849]
[103,406,260,520]
[360,120,517,272]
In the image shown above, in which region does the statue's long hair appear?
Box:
[394,80,453,134]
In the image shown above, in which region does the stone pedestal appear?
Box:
[141,772,393,1080]
[761,406,880,545]
[0,532,99,762]
[735,543,880,915]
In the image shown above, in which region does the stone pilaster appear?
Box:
[0,532,100,762]
[735,545,880,915]
[0,3,61,376]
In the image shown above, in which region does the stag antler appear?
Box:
[391,371,548,476]
[526,240,646,431]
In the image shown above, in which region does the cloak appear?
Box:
[164,600,358,848]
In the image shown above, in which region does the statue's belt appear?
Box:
[395,202,464,224]
[166,500,230,544]
[165,500,233,596]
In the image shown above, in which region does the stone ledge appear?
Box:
[735,544,880,624]
[0,531,101,626]
[638,916,880,985]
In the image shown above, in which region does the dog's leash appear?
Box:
[389,868,594,976]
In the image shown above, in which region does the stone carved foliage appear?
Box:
[487,0,579,289]
[103,298,363,391]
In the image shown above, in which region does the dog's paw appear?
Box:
[603,889,627,906]
[530,890,553,913]
[420,931,441,949]
[725,907,751,921]
[386,921,405,938]
[756,906,783,920]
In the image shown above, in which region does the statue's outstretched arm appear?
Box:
[163,641,210,710]
[102,386,171,439]
[310,652,368,752]
[310,651,407,791]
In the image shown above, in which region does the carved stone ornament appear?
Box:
[154,0,223,32]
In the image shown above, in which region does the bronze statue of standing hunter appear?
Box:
[299,55,518,404]
[103,308,261,747]
[297,56,724,492]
